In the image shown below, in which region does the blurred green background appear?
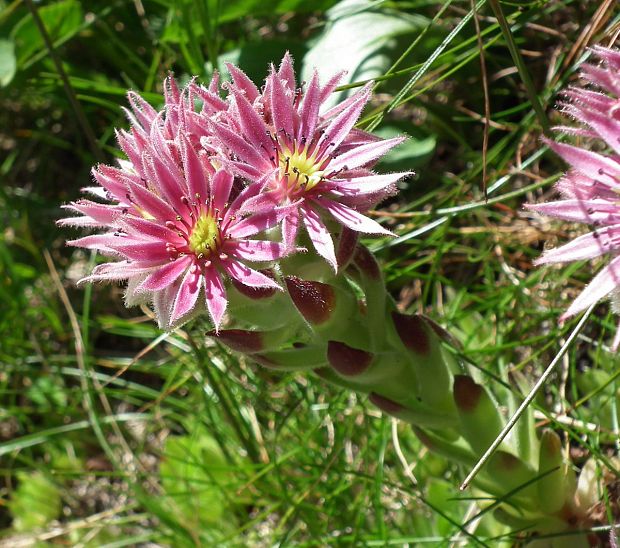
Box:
[1,0,619,545]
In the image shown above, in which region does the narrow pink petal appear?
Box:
[68,233,126,252]
[277,52,296,91]
[335,172,411,195]
[228,239,289,262]
[163,75,181,106]
[114,240,171,261]
[139,255,192,291]
[142,152,186,211]
[317,86,370,155]
[563,104,620,155]
[93,164,131,203]
[115,129,143,171]
[226,63,260,102]
[124,176,178,221]
[228,203,298,238]
[231,89,273,154]
[316,198,394,235]
[58,201,121,227]
[212,122,271,170]
[302,205,337,271]
[120,216,185,243]
[238,190,280,214]
[205,269,227,330]
[80,261,157,283]
[190,83,228,112]
[269,69,294,137]
[170,267,202,326]
[282,208,300,249]
[211,169,234,212]
[546,139,620,187]
[319,70,346,106]
[526,199,620,225]
[127,91,158,129]
[329,136,406,172]
[153,281,178,330]
[298,70,321,142]
[222,260,281,290]
[562,256,620,319]
[179,132,209,200]
[580,64,620,97]
[536,226,620,264]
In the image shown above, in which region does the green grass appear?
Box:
[1,0,620,545]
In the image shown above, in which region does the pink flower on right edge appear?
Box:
[527,47,620,346]
[207,53,411,270]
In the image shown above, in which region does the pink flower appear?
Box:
[210,53,410,270]
[60,81,291,331]
[527,47,620,344]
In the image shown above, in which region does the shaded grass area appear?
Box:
[1,0,620,545]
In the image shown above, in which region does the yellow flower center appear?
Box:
[189,213,220,257]
[279,145,324,193]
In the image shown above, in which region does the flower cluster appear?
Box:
[60,54,408,330]
[528,47,620,345]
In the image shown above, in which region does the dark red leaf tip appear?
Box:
[369,392,404,415]
[353,245,380,280]
[391,312,430,355]
[208,329,264,353]
[231,269,277,300]
[453,375,483,413]
[285,276,336,325]
[327,341,373,376]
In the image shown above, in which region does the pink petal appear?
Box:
[319,70,346,106]
[223,260,281,290]
[80,260,156,283]
[211,169,234,212]
[269,69,294,137]
[114,240,171,262]
[190,83,227,112]
[546,139,620,187]
[179,132,209,200]
[139,255,192,291]
[231,89,273,155]
[563,104,620,155]
[316,198,394,235]
[153,281,178,330]
[228,204,297,238]
[205,269,227,330]
[212,122,271,170]
[127,91,158,130]
[526,199,620,225]
[277,51,296,91]
[226,63,260,103]
[170,267,202,326]
[329,136,406,172]
[536,226,620,264]
[58,201,121,227]
[302,204,337,271]
[282,208,300,250]
[317,85,370,156]
[334,172,411,195]
[68,233,126,253]
[120,216,185,243]
[124,176,178,221]
[228,239,289,262]
[298,71,321,142]
[142,152,186,212]
[562,256,620,319]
